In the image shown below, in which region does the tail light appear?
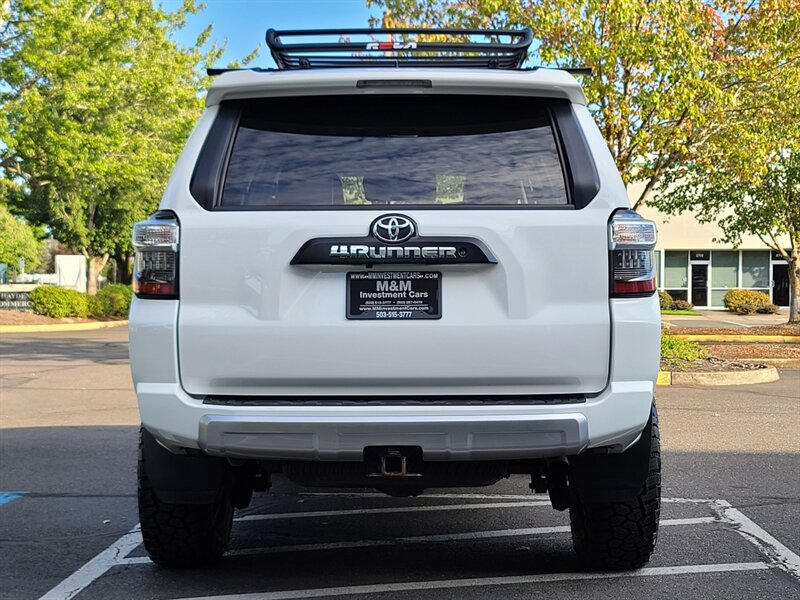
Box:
[609,209,657,297]
[132,212,179,299]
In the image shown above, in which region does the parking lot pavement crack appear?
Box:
[727,498,800,509]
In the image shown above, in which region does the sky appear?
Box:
[159,0,383,69]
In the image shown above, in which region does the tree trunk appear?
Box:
[87,253,109,296]
[114,253,133,285]
[789,256,800,324]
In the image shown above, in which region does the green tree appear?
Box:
[655,150,800,324]
[0,0,250,293]
[0,202,42,275]
[366,0,797,210]
[648,3,800,323]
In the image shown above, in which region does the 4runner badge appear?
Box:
[290,214,497,265]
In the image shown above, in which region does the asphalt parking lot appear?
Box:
[1,327,799,600]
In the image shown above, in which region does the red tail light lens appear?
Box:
[132,213,179,299]
[609,210,657,297]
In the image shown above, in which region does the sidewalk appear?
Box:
[663,309,788,330]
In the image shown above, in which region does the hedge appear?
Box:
[671,299,695,311]
[89,284,132,318]
[29,284,132,319]
[722,289,775,315]
[658,290,674,311]
[661,334,708,362]
[659,291,694,311]
[29,286,89,318]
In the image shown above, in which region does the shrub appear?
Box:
[671,299,695,311]
[29,286,88,318]
[757,303,779,314]
[89,284,132,318]
[658,290,674,311]
[736,303,759,315]
[723,289,771,314]
[661,334,708,362]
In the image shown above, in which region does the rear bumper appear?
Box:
[198,412,588,461]
[137,380,653,460]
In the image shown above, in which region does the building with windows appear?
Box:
[631,187,791,309]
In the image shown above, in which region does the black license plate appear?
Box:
[347,271,441,320]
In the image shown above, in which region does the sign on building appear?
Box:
[55,255,87,292]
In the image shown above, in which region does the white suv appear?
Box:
[129,28,661,570]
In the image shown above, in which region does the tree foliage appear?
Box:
[650,0,800,323]
[656,148,800,323]
[0,201,42,275]
[366,0,800,209]
[0,0,251,292]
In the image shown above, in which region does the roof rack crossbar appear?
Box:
[266,28,533,70]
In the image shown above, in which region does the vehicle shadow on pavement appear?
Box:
[2,423,799,600]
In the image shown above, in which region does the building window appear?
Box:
[664,251,688,287]
[710,250,739,306]
[664,251,688,301]
[742,251,770,296]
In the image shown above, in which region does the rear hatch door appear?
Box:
[177,94,610,397]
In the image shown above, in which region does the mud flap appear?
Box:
[141,428,227,504]
[568,406,654,503]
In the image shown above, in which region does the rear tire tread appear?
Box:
[569,404,661,570]
[137,430,233,567]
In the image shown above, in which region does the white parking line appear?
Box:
[298,493,726,504]
[171,562,771,600]
[237,501,551,521]
[38,527,142,600]
[36,497,798,600]
[711,499,800,579]
[226,516,715,558]
[299,492,540,500]
[116,517,713,564]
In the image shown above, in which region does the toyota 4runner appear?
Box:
[129,28,662,569]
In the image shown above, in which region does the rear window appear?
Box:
[219,95,569,208]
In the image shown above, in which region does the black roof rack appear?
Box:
[265,28,533,70]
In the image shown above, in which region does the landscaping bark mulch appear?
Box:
[0,310,124,326]
[0,310,68,325]
[705,343,800,359]
[669,323,800,336]
[661,356,769,372]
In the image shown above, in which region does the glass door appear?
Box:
[772,264,790,306]
[691,264,709,307]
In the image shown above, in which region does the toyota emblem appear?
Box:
[371,215,416,243]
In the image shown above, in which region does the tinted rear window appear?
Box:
[220,95,568,208]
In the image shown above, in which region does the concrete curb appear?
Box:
[0,320,128,333]
[657,366,780,387]
[673,334,800,343]
[656,371,672,386]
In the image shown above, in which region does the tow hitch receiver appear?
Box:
[381,449,407,476]
[365,447,422,478]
